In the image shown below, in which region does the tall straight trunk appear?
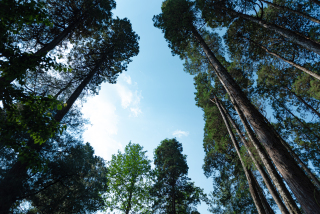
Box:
[54,60,103,122]
[226,95,302,214]
[270,120,320,189]
[53,79,75,99]
[0,18,83,93]
[214,5,320,55]
[211,97,289,214]
[172,183,176,214]
[191,26,320,213]
[214,97,267,214]
[273,102,320,188]
[0,159,30,212]
[261,0,320,24]
[0,61,101,212]
[125,182,134,214]
[250,170,275,214]
[36,19,83,56]
[243,37,320,81]
[284,86,320,119]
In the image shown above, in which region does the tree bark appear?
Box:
[214,97,267,214]
[250,170,275,214]
[227,96,302,214]
[191,26,319,213]
[261,0,320,24]
[243,36,320,81]
[214,5,320,55]
[269,119,320,189]
[211,97,289,214]
[172,183,176,214]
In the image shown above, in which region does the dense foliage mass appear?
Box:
[151,138,205,214]
[154,0,320,213]
[104,142,154,214]
[0,0,139,212]
[2,0,320,213]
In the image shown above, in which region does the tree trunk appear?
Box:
[270,119,320,189]
[261,0,320,24]
[250,170,275,214]
[36,19,83,56]
[215,5,320,55]
[214,96,267,214]
[0,161,29,213]
[53,79,76,99]
[54,59,103,122]
[227,96,302,214]
[191,26,319,213]
[211,97,289,214]
[0,18,83,94]
[0,59,101,212]
[284,86,320,119]
[172,183,176,214]
[125,183,134,214]
[243,36,320,81]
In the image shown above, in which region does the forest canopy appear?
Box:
[1,0,320,213]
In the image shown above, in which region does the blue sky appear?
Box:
[81,0,213,213]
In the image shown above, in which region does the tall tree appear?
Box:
[104,142,154,214]
[153,0,320,213]
[0,0,116,97]
[0,16,139,212]
[196,0,320,55]
[152,138,204,214]
[194,72,279,213]
[214,95,273,214]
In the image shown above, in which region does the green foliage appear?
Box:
[0,107,108,213]
[193,73,259,212]
[104,142,154,214]
[207,168,258,214]
[151,138,205,214]
[26,142,108,213]
[153,0,197,57]
[0,0,140,212]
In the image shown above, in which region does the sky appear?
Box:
[81,0,214,213]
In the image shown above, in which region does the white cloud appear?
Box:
[172,130,189,138]
[130,107,142,117]
[133,90,142,105]
[81,74,143,160]
[82,94,123,160]
[116,84,133,109]
[122,74,132,85]
[115,79,143,117]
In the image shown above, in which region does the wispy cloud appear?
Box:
[122,73,132,85]
[115,75,143,117]
[172,130,189,138]
[116,84,133,109]
[81,74,142,160]
[130,107,142,117]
